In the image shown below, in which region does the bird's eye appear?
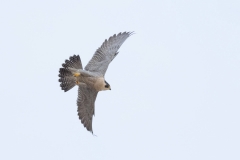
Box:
[105,81,110,88]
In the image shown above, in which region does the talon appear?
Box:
[73,73,80,77]
[76,81,80,85]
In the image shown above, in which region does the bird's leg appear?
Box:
[76,80,80,85]
[67,67,81,84]
[73,72,80,77]
[75,76,80,85]
[67,67,81,77]
[68,67,95,77]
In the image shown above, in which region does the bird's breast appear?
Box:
[80,77,105,91]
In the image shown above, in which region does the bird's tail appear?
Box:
[58,55,83,92]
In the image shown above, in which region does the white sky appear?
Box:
[0,0,240,159]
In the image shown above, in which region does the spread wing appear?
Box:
[84,32,134,76]
[77,84,98,133]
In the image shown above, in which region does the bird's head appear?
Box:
[104,80,111,90]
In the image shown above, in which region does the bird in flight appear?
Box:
[58,32,133,133]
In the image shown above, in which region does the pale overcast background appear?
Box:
[0,0,239,160]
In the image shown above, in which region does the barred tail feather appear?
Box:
[62,55,83,69]
[58,68,75,92]
[59,55,82,92]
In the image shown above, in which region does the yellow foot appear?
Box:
[73,72,80,77]
[76,81,80,85]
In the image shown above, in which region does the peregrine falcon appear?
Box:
[58,32,133,133]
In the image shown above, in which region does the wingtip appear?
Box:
[128,31,135,36]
